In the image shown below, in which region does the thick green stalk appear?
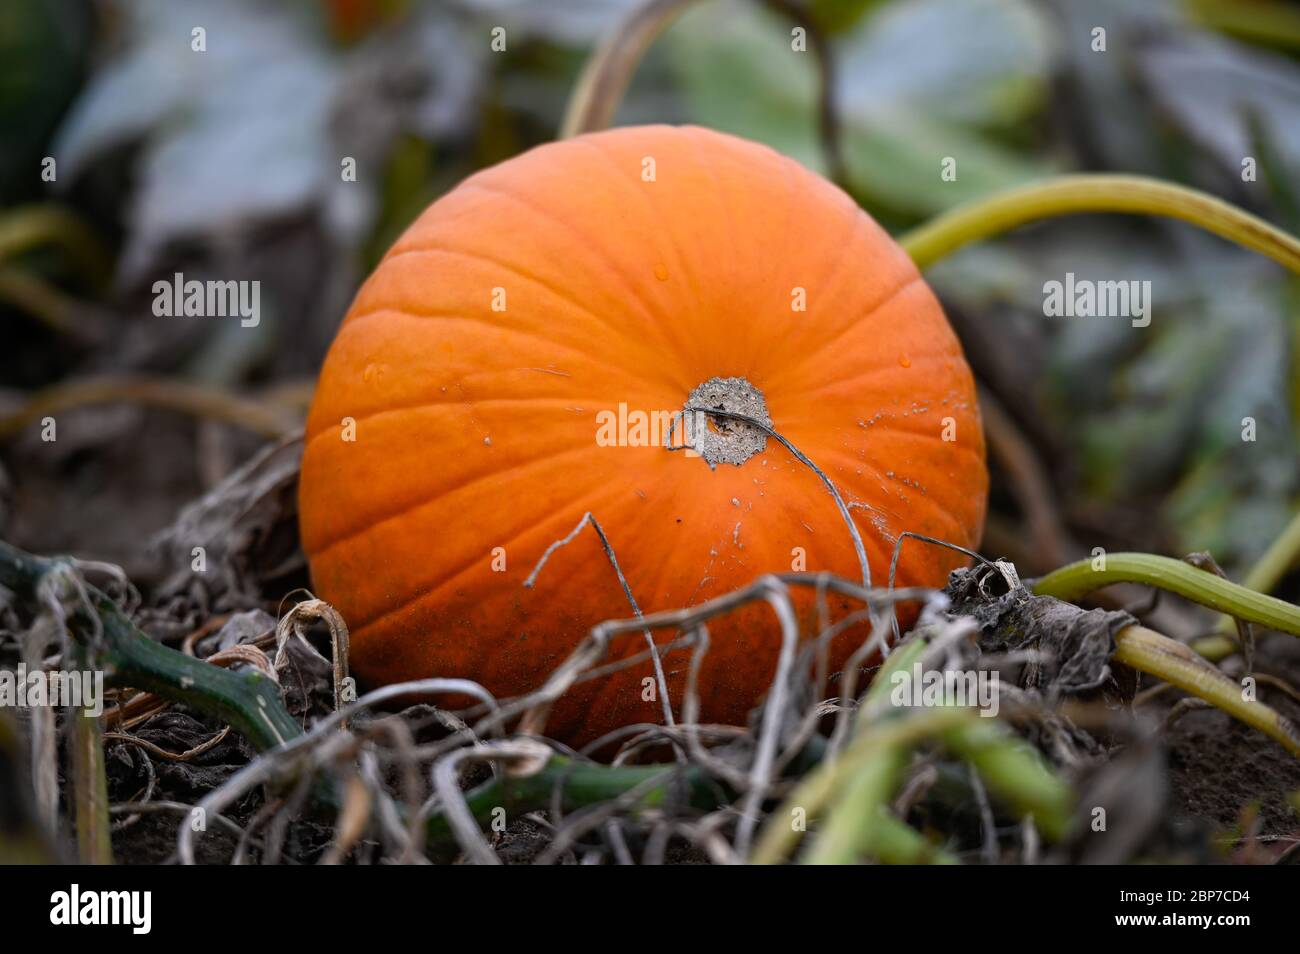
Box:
[868,810,959,864]
[899,175,1300,274]
[942,720,1073,840]
[0,542,302,752]
[753,704,970,864]
[754,695,1074,864]
[801,745,907,864]
[1115,625,1300,757]
[1214,509,1300,636]
[1033,553,1300,637]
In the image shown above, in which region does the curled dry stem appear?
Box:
[525,511,675,732]
[560,0,703,138]
[0,266,106,343]
[683,406,872,587]
[274,597,352,718]
[0,374,301,442]
[561,0,850,188]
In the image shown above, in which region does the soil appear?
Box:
[1160,634,1300,856]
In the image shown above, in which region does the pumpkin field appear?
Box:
[3,0,1300,880]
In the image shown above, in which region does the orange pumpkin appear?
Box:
[300,125,987,746]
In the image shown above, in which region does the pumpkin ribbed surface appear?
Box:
[300,124,987,745]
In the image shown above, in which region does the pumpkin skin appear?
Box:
[300,125,987,746]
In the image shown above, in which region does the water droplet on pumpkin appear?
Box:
[653,263,669,281]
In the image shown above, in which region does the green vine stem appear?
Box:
[998,568,1298,759]
[0,542,303,752]
[799,728,910,865]
[1020,554,1300,755]
[1033,552,1300,638]
[0,375,301,442]
[781,706,1072,864]
[1114,625,1300,757]
[899,174,1300,273]
[754,639,1075,865]
[939,718,1074,840]
[1213,508,1300,637]
[867,808,960,864]
[0,266,95,341]
[750,638,927,864]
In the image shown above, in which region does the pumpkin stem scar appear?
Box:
[673,398,872,590]
[523,511,678,734]
[668,376,771,467]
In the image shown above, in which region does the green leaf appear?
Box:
[665,0,1058,219]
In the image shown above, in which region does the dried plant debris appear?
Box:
[2,530,1298,864]
[946,563,1135,697]
[146,436,306,636]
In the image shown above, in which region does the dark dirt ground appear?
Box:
[1160,634,1300,855]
